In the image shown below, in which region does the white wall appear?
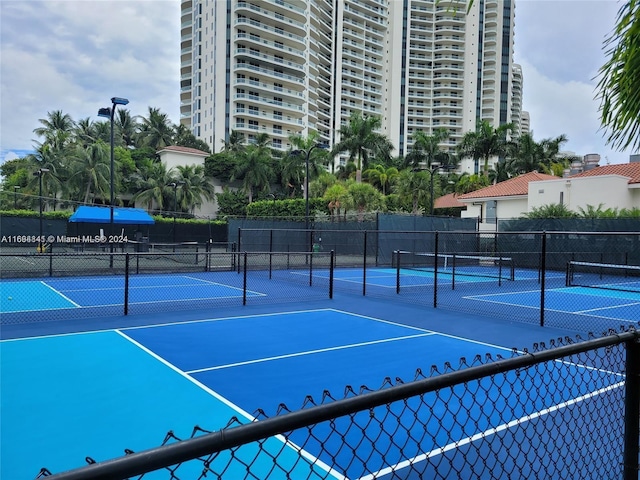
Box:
[529,176,639,212]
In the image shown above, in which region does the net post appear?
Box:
[498,256,502,287]
[309,250,313,287]
[48,247,53,277]
[329,250,334,299]
[395,250,400,294]
[362,231,367,296]
[452,253,456,290]
[623,335,640,480]
[242,252,248,305]
[565,262,570,286]
[124,253,129,316]
[269,251,273,280]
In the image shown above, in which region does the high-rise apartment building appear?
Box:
[180,0,519,173]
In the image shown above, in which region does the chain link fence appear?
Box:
[37,329,640,480]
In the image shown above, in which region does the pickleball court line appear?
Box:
[40,281,81,307]
[359,380,626,480]
[185,333,435,374]
[115,329,345,480]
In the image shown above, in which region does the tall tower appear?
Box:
[181,0,517,172]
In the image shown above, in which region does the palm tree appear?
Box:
[221,130,246,153]
[393,169,431,214]
[115,109,138,148]
[458,120,514,175]
[69,142,111,204]
[596,0,640,151]
[74,118,99,148]
[33,110,75,141]
[131,160,174,211]
[406,128,450,170]
[137,107,174,150]
[332,112,394,182]
[232,143,274,203]
[362,164,399,195]
[174,164,216,214]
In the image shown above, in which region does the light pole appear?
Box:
[98,96,129,228]
[292,143,327,231]
[33,168,49,252]
[13,186,20,209]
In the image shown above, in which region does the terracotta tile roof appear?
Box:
[457,171,557,200]
[434,193,466,209]
[569,162,640,184]
[157,145,210,156]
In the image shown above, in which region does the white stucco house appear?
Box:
[456,163,640,231]
[154,145,224,218]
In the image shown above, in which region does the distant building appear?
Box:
[179,0,519,173]
[457,163,640,230]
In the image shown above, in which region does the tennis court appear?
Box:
[1,308,626,479]
[0,274,262,314]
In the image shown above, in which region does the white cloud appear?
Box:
[514,0,636,164]
[0,0,180,152]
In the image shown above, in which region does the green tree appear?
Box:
[174,164,216,214]
[69,142,111,204]
[455,173,490,194]
[331,112,394,182]
[130,160,174,211]
[458,120,514,175]
[521,203,578,219]
[137,107,174,150]
[405,128,450,170]
[362,164,399,195]
[393,169,431,214]
[232,143,274,203]
[597,0,640,151]
[215,188,249,217]
[348,182,385,220]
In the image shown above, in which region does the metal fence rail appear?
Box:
[38,329,640,480]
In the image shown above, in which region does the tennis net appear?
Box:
[566,260,640,293]
[395,251,515,281]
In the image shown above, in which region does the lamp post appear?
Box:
[292,143,327,231]
[98,96,129,228]
[33,168,49,252]
[13,186,20,209]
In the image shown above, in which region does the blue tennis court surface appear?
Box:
[0,275,262,313]
[0,309,624,479]
[465,286,640,324]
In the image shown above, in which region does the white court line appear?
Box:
[39,281,81,307]
[11,256,36,265]
[116,329,345,480]
[359,380,626,480]
[186,333,435,374]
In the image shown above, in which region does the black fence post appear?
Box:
[362,231,367,296]
[242,252,248,306]
[329,250,334,299]
[237,229,242,274]
[48,249,53,277]
[433,231,438,308]
[540,231,547,327]
[124,253,129,316]
[623,335,640,480]
[395,250,401,294]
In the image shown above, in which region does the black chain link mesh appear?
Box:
[37,330,639,479]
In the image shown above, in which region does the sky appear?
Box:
[0,0,636,167]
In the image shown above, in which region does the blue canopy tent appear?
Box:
[69,206,155,224]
